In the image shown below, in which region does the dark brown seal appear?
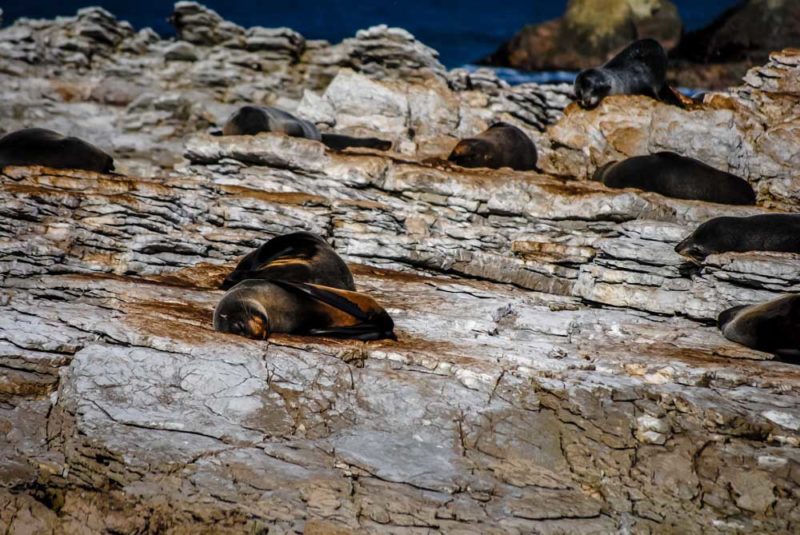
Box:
[213,279,395,341]
[594,152,756,205]
[220,232,355,291]
[0,128,114,173]
[447,122,537,171]
[675,214,800,262]
[221,106,391,151]
[718,295,800,359]
[574,39,682,109]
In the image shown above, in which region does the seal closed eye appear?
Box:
[220,232,356,291]
[222,105,392,151]
[447,122,537,171]
[718,295,800,360]
[0,128,115,173]
[675,214,800,262]
[593,152,756,205]
[213,280,395,341]
[574,38,681,109]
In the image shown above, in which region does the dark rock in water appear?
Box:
[480,0,682,71]
[673,0,800,64]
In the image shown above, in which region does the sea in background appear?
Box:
[2,0,742,85]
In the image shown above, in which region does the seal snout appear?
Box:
[674,236,708,262]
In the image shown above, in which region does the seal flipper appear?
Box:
[272,281,395,340]
[657,84,687,108]
[320,133,392,151]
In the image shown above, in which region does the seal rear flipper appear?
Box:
[307,322,396,341]
[657,85,687,108]
[320,133,392,151]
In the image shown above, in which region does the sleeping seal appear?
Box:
[447,122,537,171]
[675,214,800,262]
[222,106,392,151]
[220,232,355,291]
[0,128,114,173]
[214,279,395,341]
[594,152,756,205]
[574,39,680,109]
[718,295,800,359]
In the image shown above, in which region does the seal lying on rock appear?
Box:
[675,214,800,262]
[220,232,356,291]
[222,105,392,151]
[0,128,114,173]
[214,279,395,341]
[447,122,537,171]
[718,295,800,359]
[574,39,681,109]
[593,152,756,205]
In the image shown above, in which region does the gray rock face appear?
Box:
[1,4,800,535]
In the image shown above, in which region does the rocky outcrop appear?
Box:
[481,0,681,71]
[1,4,800,534]
[543,48,800,211]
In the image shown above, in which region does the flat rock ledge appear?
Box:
[1,4,800,535]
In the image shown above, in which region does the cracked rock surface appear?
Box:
[1,3,800,534]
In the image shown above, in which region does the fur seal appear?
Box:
[221,232,356,291]
[214,279,395,341]
[593,152,756,205]
[675,214,800,262]
[574,39,681,109]
[222,106,392,151]
[0,128,114,173]
[718,295,800,359]
[447,122,537,171]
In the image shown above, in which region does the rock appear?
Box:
[674,0,800,65]
[170,1,245,46]
[481,0,681,71]
[163,41,199,62]
[1,4,800,533]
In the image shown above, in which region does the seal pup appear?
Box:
[214,279,395,341]
[0,128,114,173]
[220,232,356,291]
[574,39,681,109]
[718,295,800,359]
[447,122,537,171]
[221,106,392,151]
[675,214,800,262]
[593,152,756,205]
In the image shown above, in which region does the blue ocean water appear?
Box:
[2,1,743,67]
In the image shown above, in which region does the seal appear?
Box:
[675,214,800,262]
[574,38,681,109]
[0,128,114,173]
[222,105,392,151]
[213,279,396,341]
[593,152,756,205]
[718,295,800,359]
[447,122,537,171]
[220,232,356,291]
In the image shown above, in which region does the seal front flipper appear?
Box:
[307,322,397,341]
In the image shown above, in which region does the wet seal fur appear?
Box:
[574,39,682,109]
[222,105,392,151]
[447,122,537,171]
[675,214,800,262]
[718,295,800,359]
[220,232,355,291]
[594,152,756,205]
[214,279,395,341]
[0,128,114,173]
